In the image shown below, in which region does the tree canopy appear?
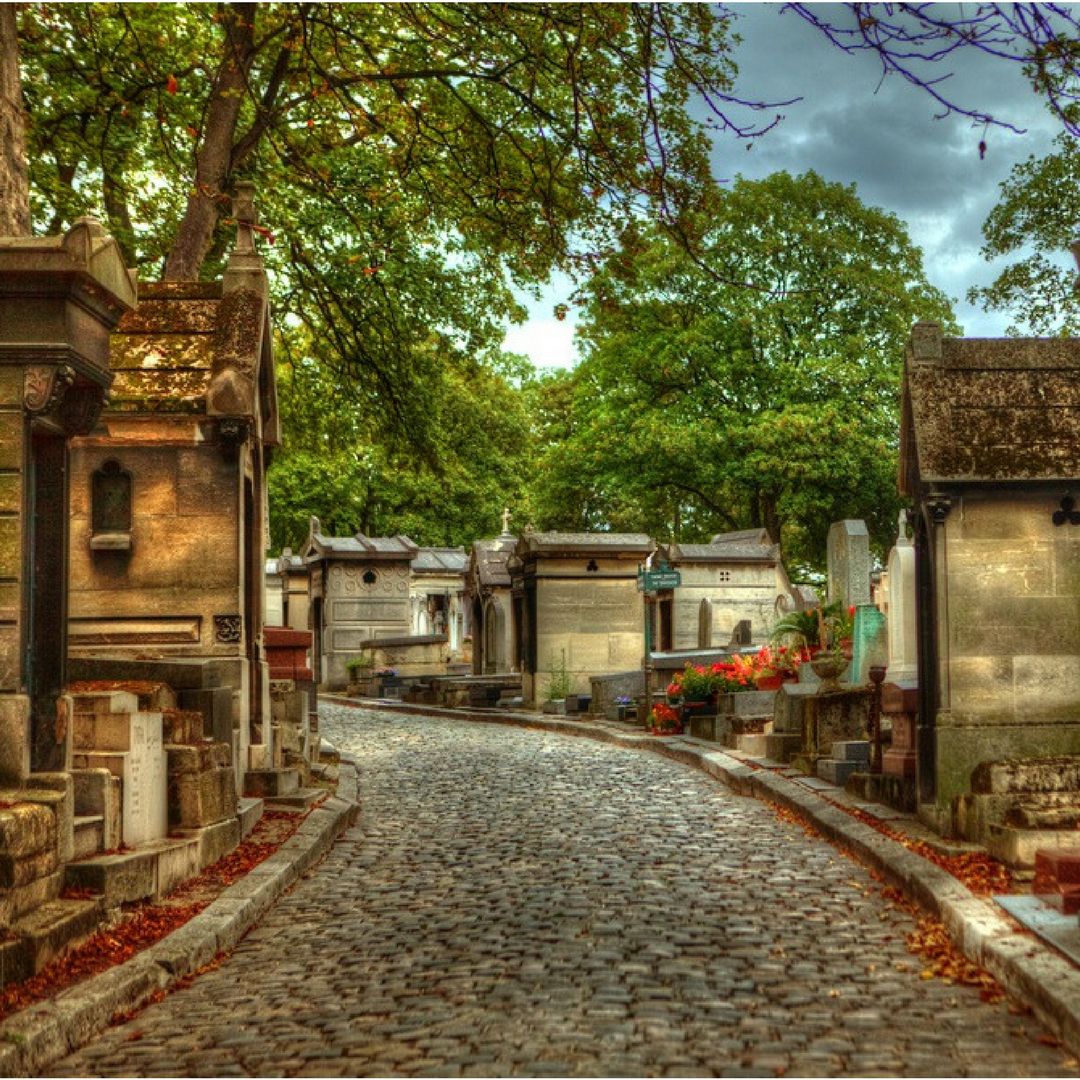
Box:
[12,3,1061,555]
[970,131,1080,336]
[529,172,957,567]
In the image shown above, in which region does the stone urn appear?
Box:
[809,651,849,693]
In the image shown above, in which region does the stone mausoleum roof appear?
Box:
[470,536,517,589]
[901,322,1080,491]
[665,529,779,564]
[304,520,419,561]
[412,547,468,575]
[516,531,654,557]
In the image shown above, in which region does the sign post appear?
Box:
[637,561,681,726]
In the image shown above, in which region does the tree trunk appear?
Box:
[163,2,256,280]
[761,492,782,549]
[0,6,30,236]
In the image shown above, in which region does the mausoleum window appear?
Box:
[362,569,377,585]
[90,459,132,551]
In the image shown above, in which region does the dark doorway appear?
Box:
[26,426,68,772]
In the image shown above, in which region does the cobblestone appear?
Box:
[44,705,1080,1077]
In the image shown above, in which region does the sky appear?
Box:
[504,3,1065,371]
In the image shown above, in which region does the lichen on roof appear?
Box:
[902,324,1080,489]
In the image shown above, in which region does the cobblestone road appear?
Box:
[48,706,1079,1077]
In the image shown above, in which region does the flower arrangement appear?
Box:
[649,702,682,735]
[614,695,633,706]
[375,667,398,678]
[751,644,801,687]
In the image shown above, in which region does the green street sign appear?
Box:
[640,569,681,592]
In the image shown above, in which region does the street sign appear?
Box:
[639,568,681,592]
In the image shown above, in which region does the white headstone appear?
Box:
[122,712,168,845]
[827,520,872,607]
[886,511,918,682]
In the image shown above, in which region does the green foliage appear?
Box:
[530,171,957,567]
[970,132,1080,335]
[269,335,536,551]
[16,4,747,551]
[344,655,374,676]
[547,649,572,701]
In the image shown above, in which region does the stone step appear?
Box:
[73,815,104,859]
[763,732,803,764]
[726,733,769,756]
[69,690,140,716]
[0,897,106,984]
[266,788,326,812]
[817,758,860,787]
[69,682,176,712]
[244,768,299,799]
[830,740,870,764]
[65,829,233,903]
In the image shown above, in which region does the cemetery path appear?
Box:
[46,705,1078,1078]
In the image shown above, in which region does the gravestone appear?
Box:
[827,520,872,608]
[886,511,918,682]
[73,698,168,846]
[850,604,888,686]
[118,712,168,845]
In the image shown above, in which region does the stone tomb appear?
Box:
[303,522,418,689]
[509,531,654,704]
[466,528,517,676]
[655,530,802,651]
[900,322,1080,839]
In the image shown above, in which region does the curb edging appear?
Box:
[0,766,360,1078]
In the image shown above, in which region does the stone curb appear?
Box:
[328,697,1080,1057]
[0,764,360,1078]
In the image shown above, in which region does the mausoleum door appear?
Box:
[472,598,483,674]
[25,426,67,772]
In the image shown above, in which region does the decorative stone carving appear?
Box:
[925,491,953,525]
[24,364,75,414]
[213,614,243,644]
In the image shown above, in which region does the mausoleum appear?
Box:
[654,529,801,650]
[900,322,1080,841]
[466,526,517,676]
[67,185,280,776]
[303,522,418,688]
[509,531,653,704]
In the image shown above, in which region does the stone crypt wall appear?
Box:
[931,488,1080,809]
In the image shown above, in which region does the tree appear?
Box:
[531,172,957,567]
[269,328,536,551]
[969,131,1080,335]
[0,5,29,234]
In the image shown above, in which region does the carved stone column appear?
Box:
[0,219,135,779]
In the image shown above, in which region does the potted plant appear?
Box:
[374,666,400,696]
[544,649,572,714]
[648,702,682,736]
[344,655,374,696]
[751,645,801,690]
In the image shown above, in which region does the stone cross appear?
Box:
[501,507,511,535]
[827,519,872,608]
